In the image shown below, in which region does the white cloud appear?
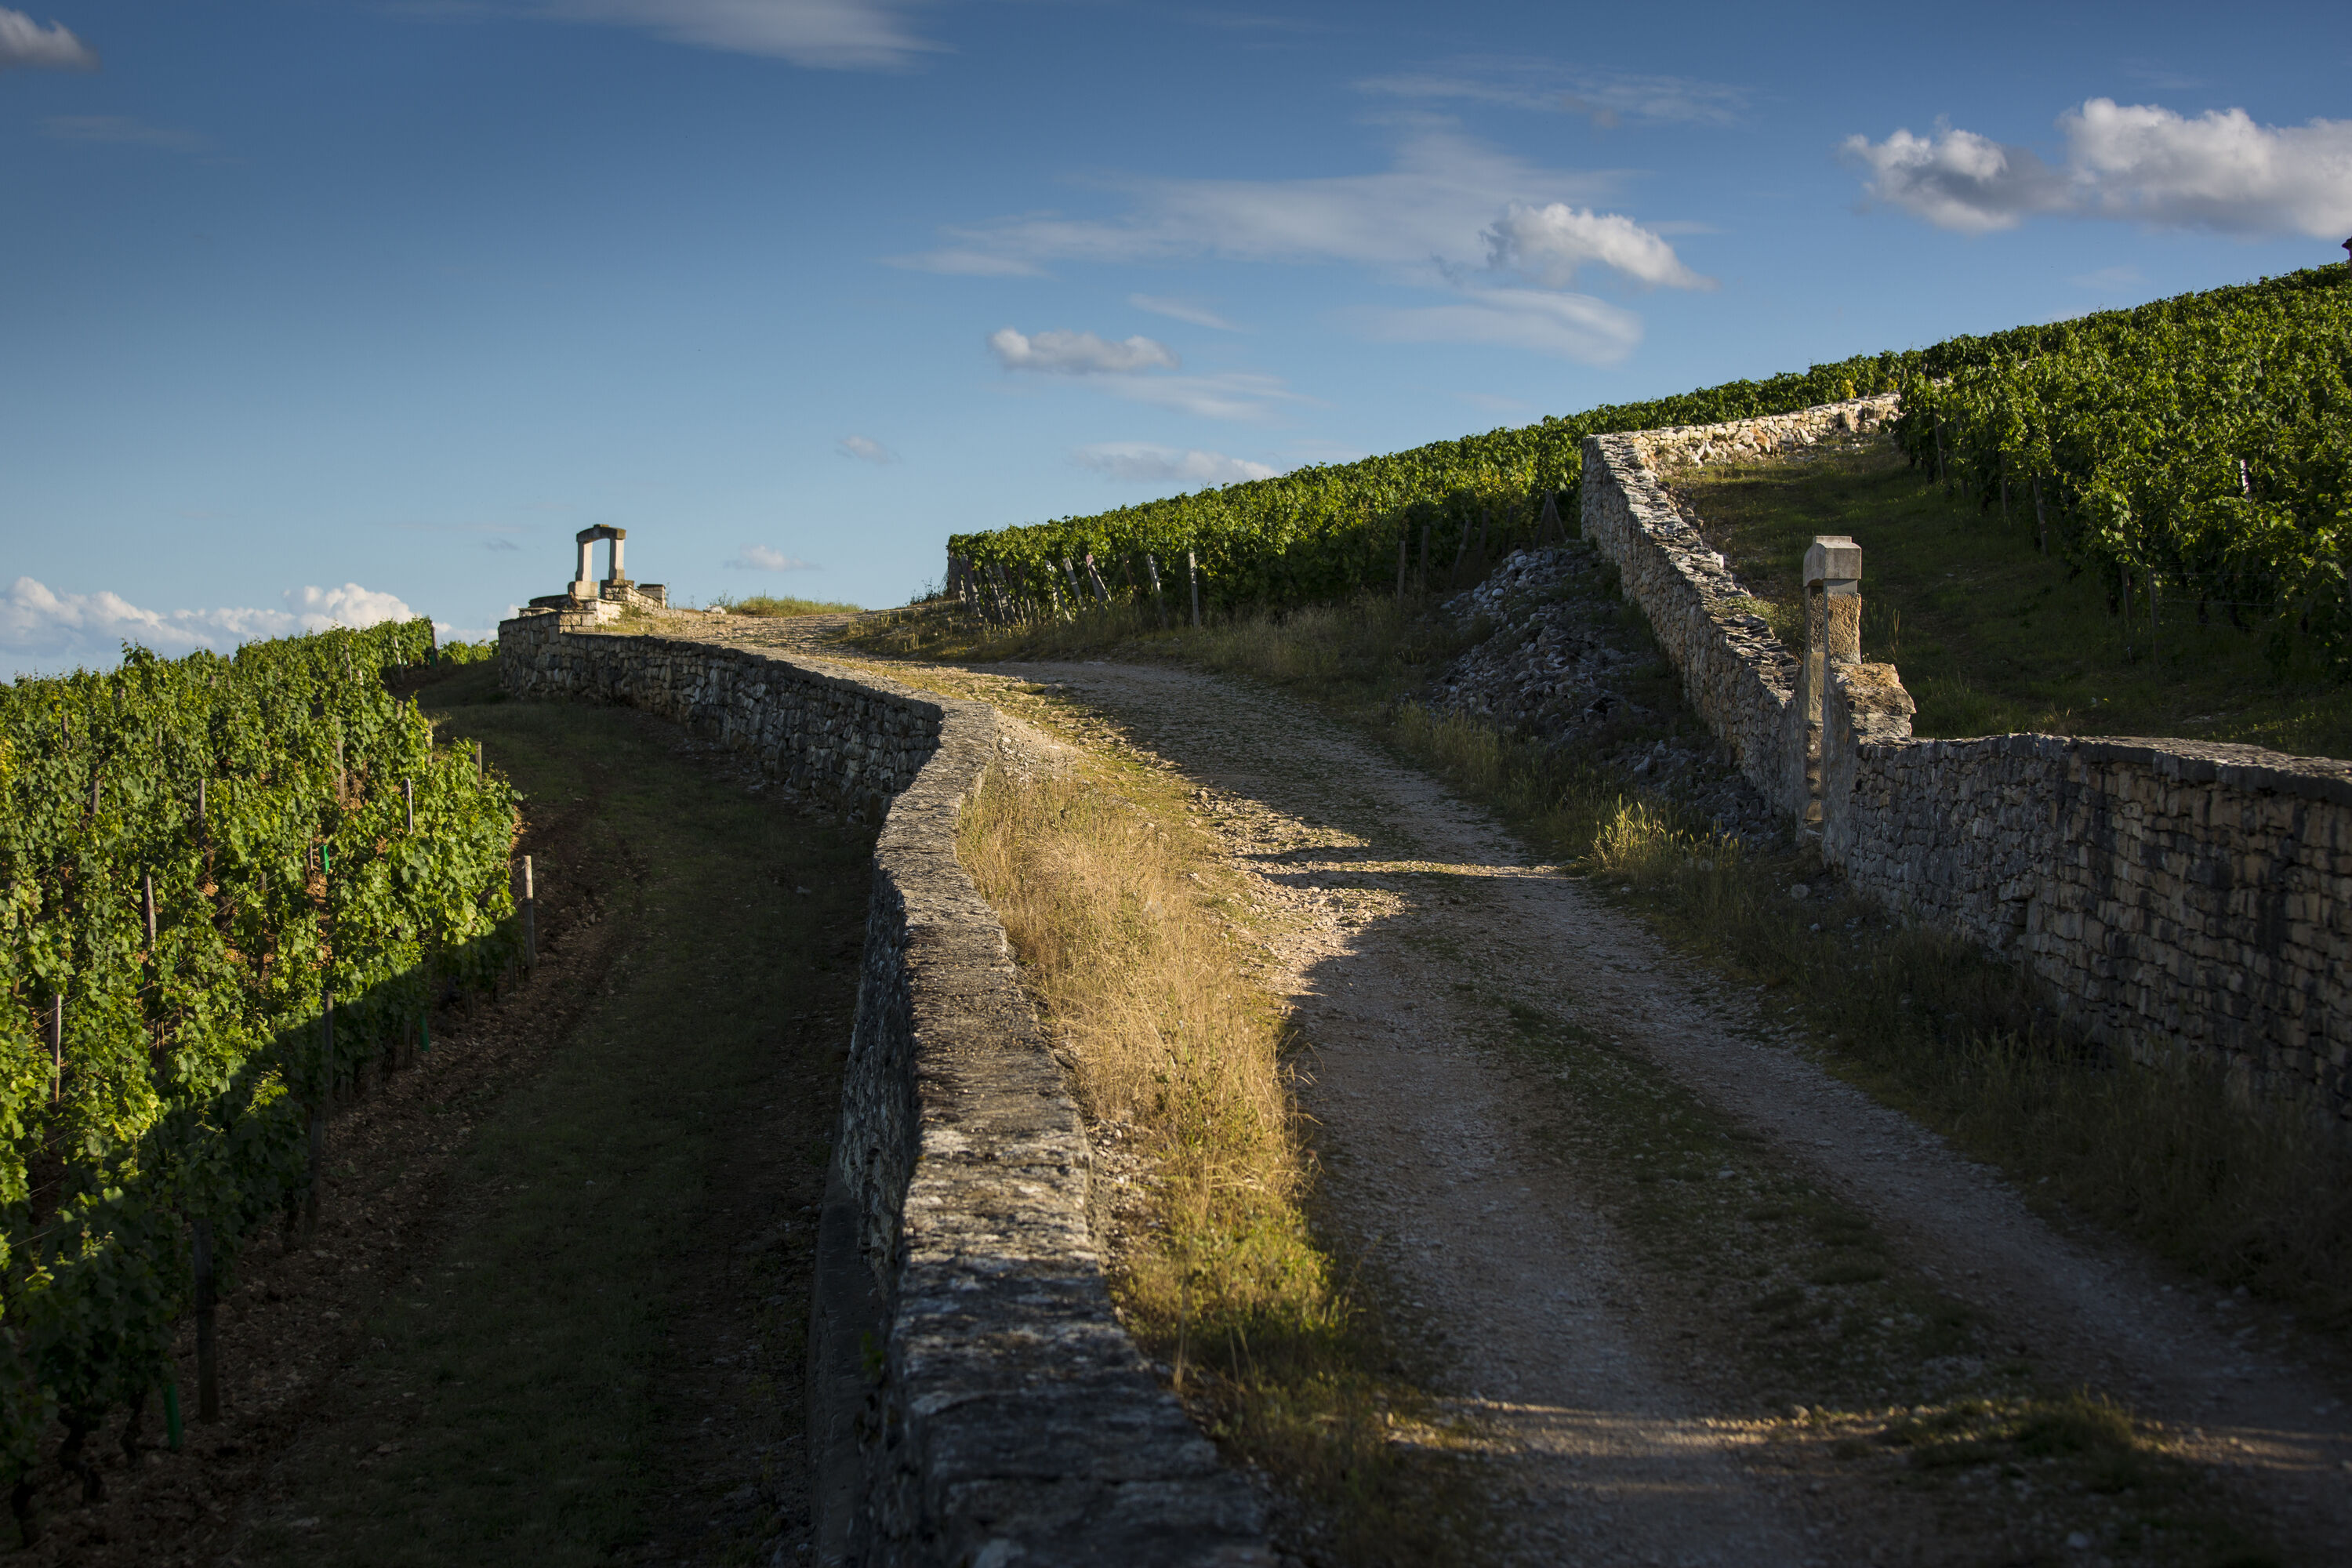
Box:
[1483,202,1711,289]
[1846,99,2352,238]
[543,0,944,71]
[2,577,416,673]
[42,114,211,153]
[0,8,96,71]
[1349,288,1645,365]
[287,583,416,628]
[2065,98,2352,235]
[1356,62,1747,129]
[725,546,815,571]
[1072,444,1282,485]
[1841,122,2071,234]
[837,434,895,463]
[988,327,1180,375]
[1129,293,1241,331]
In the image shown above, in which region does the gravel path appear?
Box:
[985,659,2352,1567]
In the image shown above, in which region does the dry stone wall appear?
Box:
[497,611,1269,1566]
[1577,404,2352,1123]
[1580,430,1804,815]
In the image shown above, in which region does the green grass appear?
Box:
[1671,439,2352,758]
[706,593,863,617]
[236,660,871,1566]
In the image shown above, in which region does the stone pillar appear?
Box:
[571,536,594,600]
[1798,535,1862,825]
[609,534,625,583]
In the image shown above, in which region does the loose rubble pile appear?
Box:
[1429,544,1781,843]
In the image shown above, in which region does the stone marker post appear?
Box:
[1798,535,1862,824]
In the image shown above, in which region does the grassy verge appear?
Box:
[231,661,871,1566]
[857,590,2352,1341]
[956,752,1486,1564]
[706,593,864,617]
[1483,990,2271,1566]
[1667,437,2352,757]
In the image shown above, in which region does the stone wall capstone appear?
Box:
[497,611,1269,1566]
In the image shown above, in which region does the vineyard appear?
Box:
[947,266,2352,664]
[0,622,521,1534]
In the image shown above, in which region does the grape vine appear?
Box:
[0,619,521,1523]
[950,266,2352,666]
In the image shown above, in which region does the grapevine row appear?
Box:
[0,621,521,1526]
[949,267,2352,663]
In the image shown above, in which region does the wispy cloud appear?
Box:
[1355,60,1748,129]
[1130,293,1241,331]
[1348,289,1646,365]
[895,127,1620,281]
[42,114,211,154]
[988,328,1178,375]
[909,126,1702,365]
[725,545,815,571]
[3,577,416,673]
[0,7,96,71]
[2069,263,2147,290]
[543,0,945,71]
[985,326,1301,419]
[837,434,896,463]
[1845,99,2352,238]
[887,247,1044,277]
[1098,372,1308,422]
[1072,443,1281,485]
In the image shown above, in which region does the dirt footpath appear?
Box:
[980,659,2352,1567]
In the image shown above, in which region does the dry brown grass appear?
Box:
[957,765,1324,1337]
[956,759,1487,1563]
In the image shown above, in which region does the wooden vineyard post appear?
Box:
[48,993,62,1105]
[1186,550,1202,628]
[474,740,484,781]
[304,988,332,1240]
[144,871,157,948]
[1144,553,1166,626]
[1396,534,1408,601]
[405,778,415,832]
[521,855,537,972]
[191,1218,220,1421]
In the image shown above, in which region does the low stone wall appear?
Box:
[497,612,1269,1566]
[1580,430,1801,813]
[1578,405,2352,1123]
[1824,691,2352,1112]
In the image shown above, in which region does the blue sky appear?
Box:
[4,1,2347,673]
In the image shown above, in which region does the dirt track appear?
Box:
[944,657,2352,1567]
